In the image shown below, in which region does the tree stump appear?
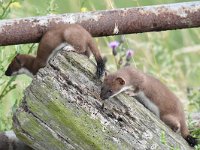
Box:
[13,48,192,150]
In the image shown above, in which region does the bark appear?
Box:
[1,1,200,46]
[13,47,193,150]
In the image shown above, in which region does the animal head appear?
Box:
[5,54,25,76]
[100,72,127,100]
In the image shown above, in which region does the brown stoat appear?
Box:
[100,66,198,147]
[5,24,105,78]
[0,130,32,150]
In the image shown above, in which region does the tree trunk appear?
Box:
[13,47,192,150]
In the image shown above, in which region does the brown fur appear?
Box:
[5,24,105,77]
[100,66,197,147]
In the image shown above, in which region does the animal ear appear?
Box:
[115,77,125,85]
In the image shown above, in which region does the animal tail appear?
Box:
[88,39,105,78]
[181,119,198,147]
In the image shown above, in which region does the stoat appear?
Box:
[100,66,198,147]
[5,24,105,78]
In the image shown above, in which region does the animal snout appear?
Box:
[100,92,107,100]
[5,68,12,76]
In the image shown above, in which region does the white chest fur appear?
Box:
[12,68,33,77]
[5,130,18,142]
[134,91,160,117]
[110,86,133,98]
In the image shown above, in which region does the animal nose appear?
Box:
[100,92,106,100]
[5,68,11,76]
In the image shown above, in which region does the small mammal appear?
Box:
[5,24,105,78]
[0,130,33,150]
[100,66,198,147]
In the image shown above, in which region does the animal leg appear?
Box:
[161,114,181,133]
[63,45,76,52]
[83,49,91,58]
[32,59,46,75]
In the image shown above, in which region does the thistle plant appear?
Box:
[109,41,120,56]
[108,36,134,69]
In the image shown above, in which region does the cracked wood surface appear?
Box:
[13,48,192,150]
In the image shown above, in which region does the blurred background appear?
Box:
[0,0,199,142]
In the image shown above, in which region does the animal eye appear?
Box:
[108,90,112,93]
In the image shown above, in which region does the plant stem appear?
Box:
[114,56,119,69]
[0,0,13,19]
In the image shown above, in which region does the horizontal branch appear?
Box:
[0,2,200,46]
[13,47,192,149]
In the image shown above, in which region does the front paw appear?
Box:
[124,91,136,97]
[63,45,75,52]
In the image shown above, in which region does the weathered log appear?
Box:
[1,1,200,46]
[13,47,193,150]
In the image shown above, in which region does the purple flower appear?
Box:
[126,49,134,61]
[108,41,120,49]
[108,41,120,56]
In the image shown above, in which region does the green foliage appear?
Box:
[195,144,200,150]
[160,130,167,145]
[0,1,200,145]
[0,0,16,19]
[160,130,180,150]
[0,0,19,131]
[0,0,59,131]
[188,88,200,111]
[187,88,200,147]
